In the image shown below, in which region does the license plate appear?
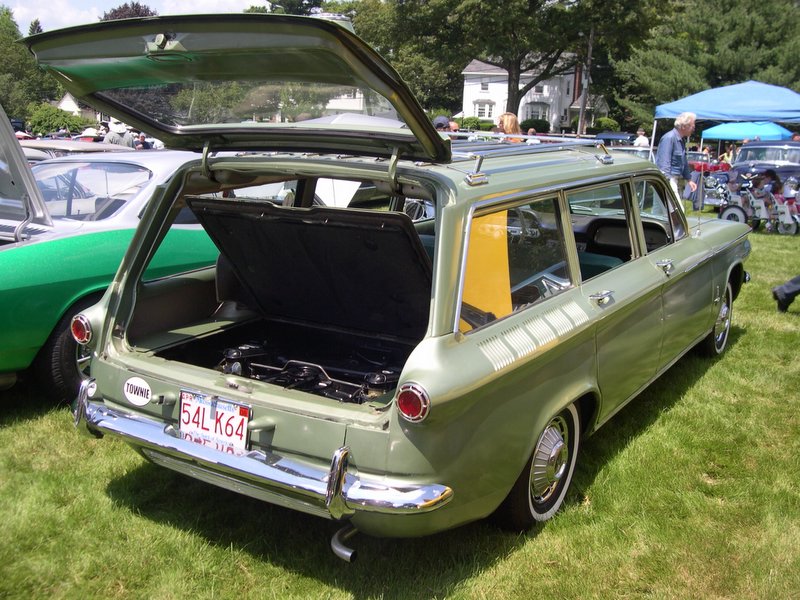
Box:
[179,390,251,454]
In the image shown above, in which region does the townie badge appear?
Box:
[124,377,152,406]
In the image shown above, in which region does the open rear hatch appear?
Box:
[23,14,451,163]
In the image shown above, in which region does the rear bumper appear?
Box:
[73,379,452,521]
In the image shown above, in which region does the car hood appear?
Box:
[23,14,451,163]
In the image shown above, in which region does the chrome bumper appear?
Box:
[73,379,453,521]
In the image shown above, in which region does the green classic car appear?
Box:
[24,15,750,560]
[0,113,219,399]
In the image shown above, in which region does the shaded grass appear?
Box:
[1,231,799,599]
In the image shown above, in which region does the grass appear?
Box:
[1,230,799,599]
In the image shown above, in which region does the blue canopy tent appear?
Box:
[654,81,800,123]
[701,121,793,141]
[652,81,800,209]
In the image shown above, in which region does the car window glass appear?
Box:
[567,183,633,281]
[0,145,32,223]
[31,161,152,221]
[459,196,569,333]
[634,178,686,245]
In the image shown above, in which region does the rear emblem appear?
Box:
[124,377,152,406]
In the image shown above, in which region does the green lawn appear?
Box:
[1,231,798,600]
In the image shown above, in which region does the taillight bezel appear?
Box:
[70,314,93,345]
[396,382,430,423]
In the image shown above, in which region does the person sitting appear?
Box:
[134,133,152,150]
[497,112,523,143]
[526,128,541,144]
[433,116,450,133]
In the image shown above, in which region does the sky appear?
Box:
[9,1,266,36]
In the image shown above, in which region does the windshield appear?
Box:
[0,153,34,223]
[31,161,152,220]
[736,146,800,165]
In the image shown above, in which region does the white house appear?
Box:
[460,59,607,133]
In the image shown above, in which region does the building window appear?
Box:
[525,102,549,121]
[480,82,489,92]
[476,102,494,119]
[534,85,544,94]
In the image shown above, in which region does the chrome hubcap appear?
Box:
[714,292,731,350]
[531,418,569,502]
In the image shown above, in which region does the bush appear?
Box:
[27,102,92,136]
[478,120,496,131]
[594,117,620,131]
[460,117,481,131]
[520,118,550,134]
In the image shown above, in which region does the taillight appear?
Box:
[70,314,92,345]
[396,383,430,423]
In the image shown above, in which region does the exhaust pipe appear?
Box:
[331,523,358,562]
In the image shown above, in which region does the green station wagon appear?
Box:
[25,15,750,560]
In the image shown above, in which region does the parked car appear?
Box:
[20,139,130,163]
[0,142,220,399]
[595,131,636,146]
[730,140,800,182]
[20,139,131,166]
[25,14,751,560]
[609,146,654,161]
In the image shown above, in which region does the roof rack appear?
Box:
[445,133,607,185]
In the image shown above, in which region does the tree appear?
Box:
[612,0,800,127]
[0,7,61,119]
[101,2,158,21]
[27,102,90,136]
[28,18,42,35]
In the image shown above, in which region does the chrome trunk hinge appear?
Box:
[201,142,215,181]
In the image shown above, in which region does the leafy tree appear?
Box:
[101,2,157,21]
[0,7,61,119]
[613,0,800,127]
[27,102,90,135]
[28,18,42,35]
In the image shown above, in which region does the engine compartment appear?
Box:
[155,319,412,404]
[139,196,434,405]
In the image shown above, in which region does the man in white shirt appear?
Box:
[633,127,649,148]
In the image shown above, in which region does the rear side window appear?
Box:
[459,196,569,332]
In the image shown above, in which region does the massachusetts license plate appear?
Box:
[179,390,251,454]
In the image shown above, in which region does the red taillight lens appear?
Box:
[70,314,92,345]
[396,383,430,423]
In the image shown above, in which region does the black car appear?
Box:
[730,140,800,182]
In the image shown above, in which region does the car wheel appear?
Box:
[494,403,580,530]
[777,220,798,235]
[700,282,733,357]
[719,206,747,223]
[36,296,98,402]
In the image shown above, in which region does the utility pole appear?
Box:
[577,25,594,136]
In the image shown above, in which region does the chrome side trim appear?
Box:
[72,396,453,519]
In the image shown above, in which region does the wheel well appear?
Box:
[574,392,599,437]
[37,291,105,356]
[729,263,745,301]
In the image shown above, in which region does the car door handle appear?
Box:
[656,259,674,275]
[589,290,614,306]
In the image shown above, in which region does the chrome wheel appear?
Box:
[530,416,570,504]
[701,282,733,356]
[777,220,798,235]
[493,403,580,530]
